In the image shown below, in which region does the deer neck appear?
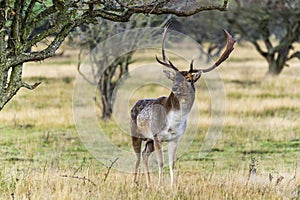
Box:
[164,91,195,115]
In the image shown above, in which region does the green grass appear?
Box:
[0,42,299,199]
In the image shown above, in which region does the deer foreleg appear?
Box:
[133,153,141,186]
[168,140,178,187]
[154,137,164,186]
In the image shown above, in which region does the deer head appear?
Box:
[156,23,236,92]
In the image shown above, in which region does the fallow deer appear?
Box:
[130,23,236,187]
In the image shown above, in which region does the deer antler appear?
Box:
[192,30,236,73]
[189,59,194,73]
[156,22,179,71]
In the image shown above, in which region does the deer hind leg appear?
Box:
[131,135,142,187]
[142,140,154,187]
[154,137,164,187]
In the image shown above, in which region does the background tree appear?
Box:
[0,0,229,110]
[227,0,300,75]
[178,0,300,76]
[70,15,169,120]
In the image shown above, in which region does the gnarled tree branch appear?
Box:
[0,0,230,110]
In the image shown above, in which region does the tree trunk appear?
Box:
[98,55,131,120]
[0,65,9,109]
[267,60,283,76]
[99,64,115,121]
[267,47,290,76]
[101,92,113,121]
[0,64,40,110]
[0,64,23,109]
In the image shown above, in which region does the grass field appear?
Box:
[0,42,299,199]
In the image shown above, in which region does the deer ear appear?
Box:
[193,71,202,83]
[163,70,176,81]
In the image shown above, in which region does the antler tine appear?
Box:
[193,30,236,73]
[162,22,171,62]
[189,59,194,72]
[156,22,179,71]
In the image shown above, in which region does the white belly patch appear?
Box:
[137,109,188,142]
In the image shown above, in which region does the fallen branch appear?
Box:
[73,157,86,176]
[103,157,119,182]
[1,157,35,162]
[287,161,298,187]
[61,174,97,187]
[275,175,284,187]
[246,157,258,186]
